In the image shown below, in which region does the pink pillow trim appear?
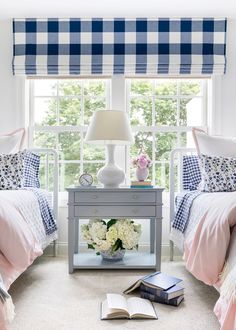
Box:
[0,128,25,152]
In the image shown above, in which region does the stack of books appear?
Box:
[124,271,184,306]
[130,181,153,188]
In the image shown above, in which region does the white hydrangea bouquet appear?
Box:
[81,219,141,257]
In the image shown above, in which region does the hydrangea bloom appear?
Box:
[82,219,142,254]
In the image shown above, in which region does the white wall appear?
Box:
[0,4,236,254]
[221,20,236,135]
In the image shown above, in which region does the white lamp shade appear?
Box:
[85,110,134,145]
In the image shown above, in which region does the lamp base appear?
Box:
[97,163,125,188]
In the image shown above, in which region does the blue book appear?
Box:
[140,283,184,300]
[140,290,184,306]
[124,272,182,294]
[130,185,154,188]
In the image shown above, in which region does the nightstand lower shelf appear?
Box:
[67,187,164,273]
[72,252,156,270]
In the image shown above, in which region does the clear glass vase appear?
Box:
[100,249,125,261]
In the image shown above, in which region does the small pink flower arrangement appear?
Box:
[132,153,152,169]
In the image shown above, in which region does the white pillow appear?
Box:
[0,128,25,154]
[192,128,236,157]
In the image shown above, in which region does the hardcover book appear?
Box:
[131,181,152,186]
[101,293,157,320]
[130,185,154,188]
[140,283,184,300]
[140,290,184,306]
[124,272,182,294]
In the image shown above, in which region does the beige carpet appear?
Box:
[8,257,220,330]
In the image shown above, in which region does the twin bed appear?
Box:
[0,148,58,328]
[170,147,236,330]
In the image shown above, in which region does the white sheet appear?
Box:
[0,190,57,249]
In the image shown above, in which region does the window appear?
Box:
[126,78,208,190]
[28,77,208,191]
[29,78,110,190]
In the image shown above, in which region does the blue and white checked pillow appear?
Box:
[182,155,201,191]
[23,151,40,188]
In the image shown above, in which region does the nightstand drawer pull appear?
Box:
[132,194,138,200]
[93,208,98,214]
[132,208,139,214]
[92,195,98,199]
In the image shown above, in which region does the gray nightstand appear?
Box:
[67,187,164,273]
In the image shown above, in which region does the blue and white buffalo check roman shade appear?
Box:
[12,18,227,76]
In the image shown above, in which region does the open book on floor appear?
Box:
[101,293,157,320]
[124,272,182,294]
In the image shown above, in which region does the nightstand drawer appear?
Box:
[74,205,157,217]
[74,191,159,204]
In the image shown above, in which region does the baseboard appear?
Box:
[44,242,183,258]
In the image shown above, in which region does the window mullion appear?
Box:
[176,80,181,147]
[56,81,60,172]
[111,76,126,181]
[202,80,208,127]
[29,80,35,148]
[152,80,156,185]
[81,80,85,126]
[80,131,84,175]
[80,81,85,175]
[125,79,131,184]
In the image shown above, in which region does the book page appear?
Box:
[107,293,128,312]
[123,272,160,294]
[127,297,157,319]
[101,300,129,319]
[101,300,112,319]
[123,279,141,294]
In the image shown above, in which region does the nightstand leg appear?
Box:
[150,218,155,253]
[155,218,162,271]
[74,219,79,253]
[68,218,75,274]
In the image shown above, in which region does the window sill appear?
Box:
[58,191,68,208]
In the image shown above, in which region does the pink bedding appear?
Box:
[184,192,236,330]
[0,197,43,289]
[0,191,45,327]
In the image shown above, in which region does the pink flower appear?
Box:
[132,153,152,169]
[138,156,148,169]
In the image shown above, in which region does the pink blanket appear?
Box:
[0,191,44,327]
[184,192,236,330]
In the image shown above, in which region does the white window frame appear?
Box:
[28,76,210,195]
[28,77,111,192]
[124,77,209,187]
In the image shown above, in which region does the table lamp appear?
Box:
[85,110,133,188]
